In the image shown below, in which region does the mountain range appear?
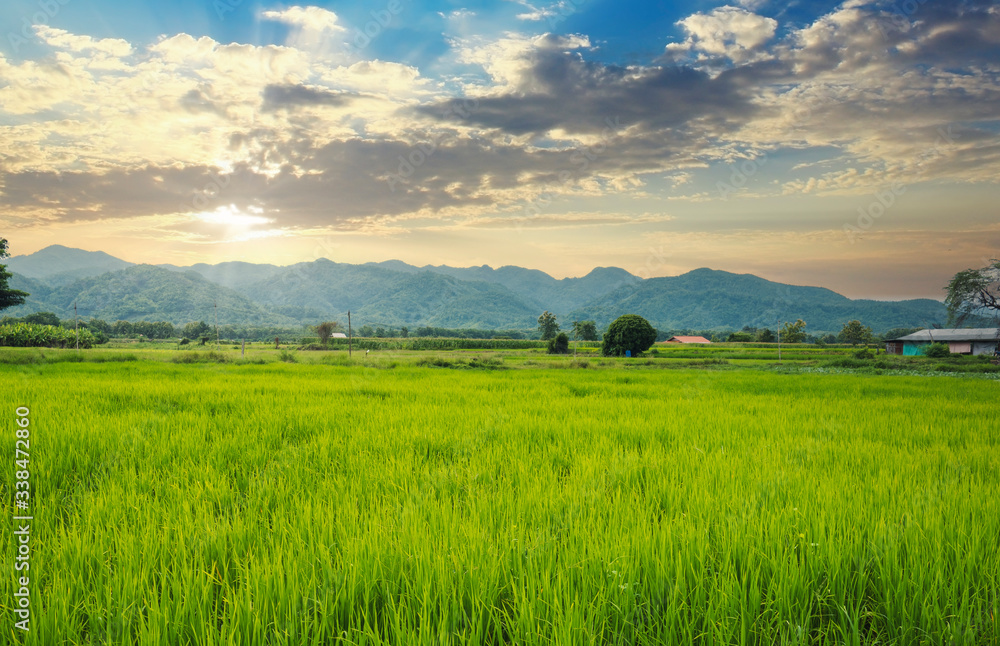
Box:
[3,245,948,334]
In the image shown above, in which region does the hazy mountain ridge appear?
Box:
[235,259,541,329]
[3,246,948,333]
[6,244,134,286]
[568,269,947,332]
[4,264,299,326]
[157,261,284,290]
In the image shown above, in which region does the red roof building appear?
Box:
[664,336,712,344]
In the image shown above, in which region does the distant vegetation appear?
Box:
[3,245,953,335]
[0,322,97,348]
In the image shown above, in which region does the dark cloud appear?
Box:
[418,1,1000,140]
[261,84,353,112]
[894,2,1000,65]
[420,50,768,138]
[180,88,224,115]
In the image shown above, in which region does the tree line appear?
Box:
[2,238,998,346]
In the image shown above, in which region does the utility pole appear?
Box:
[214,300,219,350]
[75,302,79,351]
[777,320,782,364]
[348,311,352,358]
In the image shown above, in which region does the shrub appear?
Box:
[415,356,505,370]
[923,343,950,358]
[547,332,570,354]
[172,351,230,364]
[824,357,871,369]
[416,357,456,368]
[467,356,505,370]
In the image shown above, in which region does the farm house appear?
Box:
[885,328,1000,356]
[664,336,712,344]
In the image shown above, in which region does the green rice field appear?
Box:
[2,347,998,644]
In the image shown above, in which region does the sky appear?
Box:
[1,0,998,300]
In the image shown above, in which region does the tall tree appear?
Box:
[537,311,559,340]
[755,328,776,343]
[946,259,1000,326]
[182,320,211,340]
[314,321,340,346]
[837,320,874,345]
[0,239,29,312]
[571,320,598,341]
[780,319,807,343]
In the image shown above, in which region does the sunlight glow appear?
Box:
[196,204,272,228]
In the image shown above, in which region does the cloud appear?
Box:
[436,32,759,139]
[260,6,347,33]
[453,32,591,90]
[261,84,353,112]
[260,6,351,59]
[666,6,777,64]
[512,1,560,22]
[34,25,134,57]
[1,0,999,247]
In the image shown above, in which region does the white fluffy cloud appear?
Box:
[666,5,777,63]
[260,6,346,33]
[35,26,134,57]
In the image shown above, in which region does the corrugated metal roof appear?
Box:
[891,328,1000,342]
[665,336,712,343]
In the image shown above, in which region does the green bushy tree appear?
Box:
[547,332,570,354]
[837,320,874,346]
[780,319,807,343]
[756,328,776,343]
[182,321,211,340]
[571,320,598,342]
[602,314,657,357]
[25,311,60,326]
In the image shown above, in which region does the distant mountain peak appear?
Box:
[6,245,134,284]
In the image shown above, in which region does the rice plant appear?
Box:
[2,361,997,644]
